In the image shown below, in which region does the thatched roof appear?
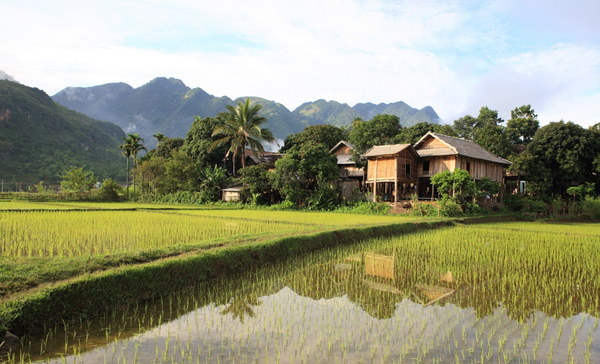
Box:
[414,132,511,165]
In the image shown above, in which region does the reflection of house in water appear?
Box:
[362,251,402,295]
[413,283,455,307]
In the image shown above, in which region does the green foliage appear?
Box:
[153,137,184,159]
[60,166,97,193]
[270,142,339,207]
[348,114,402,154]
[198,166,231,202]
[502,194,548,213]
[209,98,275,176]
[305,180,338,210]
[239,164,271,204]
[0,80,125,183]
[98,178,122,201]
[430,169,477,211]
[335,201,391,215]
[528,121,600,195]
[182,114,231,169]
[280,124,348,152]
[397,122,457,144]
[33,181,46,194]
[506,105,539,145]
[567,182,596,200]
[569,196,600,219]
[161,150,201,194]
[476,177,501,198]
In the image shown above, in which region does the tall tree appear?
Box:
[528,121,600,195]
[128,133,147,198]
[506,105,539,145]
[209,99,275,176]
[118,137,133,198]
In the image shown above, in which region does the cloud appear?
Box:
[0,70,17,82]
[1,0,598,128]
[463,43,600,125]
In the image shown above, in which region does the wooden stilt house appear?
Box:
[362,144,419,204]
[413,132,511,198]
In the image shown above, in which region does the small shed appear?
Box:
[362,144,419,204]
[330,140,364,199]
[222,187,242,202]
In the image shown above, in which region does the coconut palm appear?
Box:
[209,98,275,176]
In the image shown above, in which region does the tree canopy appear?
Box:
[209,98,275,175]
[280,124,348,152]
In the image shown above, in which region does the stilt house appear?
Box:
[362,144,419,203]
[413,132,511,197]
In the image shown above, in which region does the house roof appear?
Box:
[335,154,355,165]
[414,132,511,165]
[329,140,355,154]
[362,144,418,158]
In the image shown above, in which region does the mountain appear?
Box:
[53,78,314,148]
[53,77,441,147]
[297,100,442,127]
[0,80,125,184]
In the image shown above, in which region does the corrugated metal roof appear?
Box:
[415,132,511,165]
[336,154,355,165]
[362,144,412,158]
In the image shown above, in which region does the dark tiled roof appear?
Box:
[415,132,511,165]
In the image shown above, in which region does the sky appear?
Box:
[1,0,599,126]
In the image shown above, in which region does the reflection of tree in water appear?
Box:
[221,296,261,323]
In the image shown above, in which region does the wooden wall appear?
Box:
[417,156,504,182]
[366,150,417,183]
[332,144,351,155]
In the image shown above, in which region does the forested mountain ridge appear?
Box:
[0,80,125,183]
[53,77,440,147]
[295,100,440,127]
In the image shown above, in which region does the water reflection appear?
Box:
[11,245,600,364]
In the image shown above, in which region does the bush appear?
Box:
[335,201,391,215]
[98,179,122,201]
[503,194,547,213]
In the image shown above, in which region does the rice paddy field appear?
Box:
[0,202,419,258]
[4,208,600,364]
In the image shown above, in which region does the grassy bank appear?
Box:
[0,218,480,336]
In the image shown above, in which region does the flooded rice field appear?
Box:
[9,222,600,363]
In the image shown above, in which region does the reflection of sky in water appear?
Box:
[33,287,600,364]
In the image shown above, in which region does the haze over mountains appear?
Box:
[52,77,441,147]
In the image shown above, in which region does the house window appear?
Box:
[423,160,430,174]
[466,162,471,172]
[406,163,411,178]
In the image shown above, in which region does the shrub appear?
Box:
[98,179,122,201]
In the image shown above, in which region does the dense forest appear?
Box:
[0,80,125,186]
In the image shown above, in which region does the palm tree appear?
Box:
[128,133,147,198]
[209,98,275,176]
[118,138,133,199]
[119,133,146,199]
[153,133,166,144]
